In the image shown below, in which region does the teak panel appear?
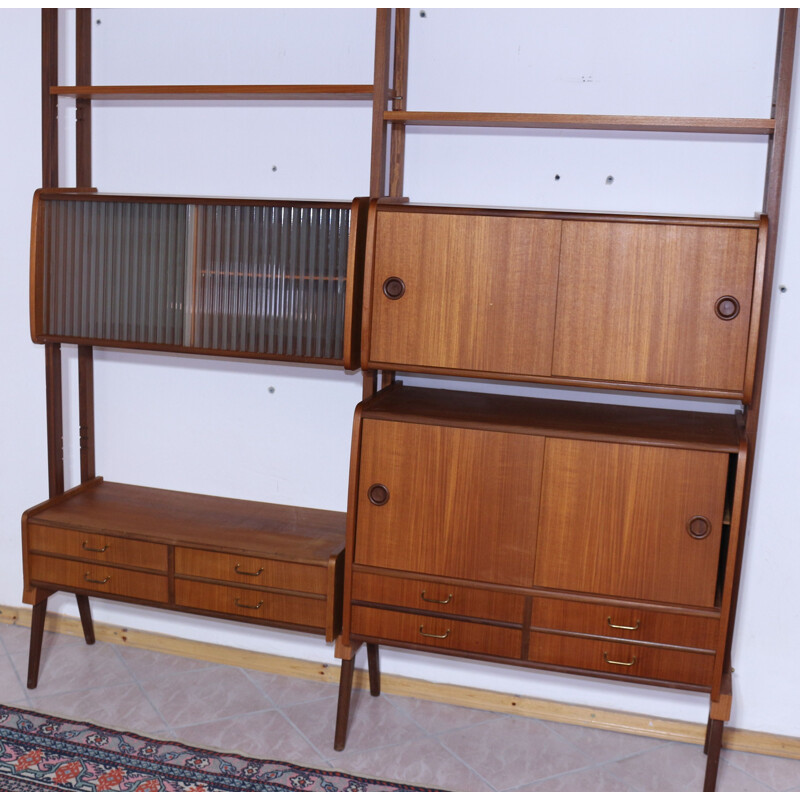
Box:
[352,571,526,624]
[354,419,544,586]
[29,554,169,603]
[27,481,345,564]
[529,631,715,687]
[351,605,522,659]
[174,547,327,595]
[531,597,718,651]
[174,579,327,630]
[367,210,561,376]
[534,439,728,607]
[27,524,168,572]
[553,221,758,393]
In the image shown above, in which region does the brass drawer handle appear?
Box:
[603,651,636,667]
[83,572,110,585]
[606,616,640,631]
[235,598,264,610]
[234,564,264,577]
[421,591,453,605]
[419,625,450,640]
[82,541,108,553]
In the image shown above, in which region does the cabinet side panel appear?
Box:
[368,211,561,376]
[534,439,729,607]
[353,419,544,587]
[553,222,758,394]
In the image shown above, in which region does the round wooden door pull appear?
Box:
[367,483,390,506]
[383,276,406,300]
[715,296,740,320]
[687,515,712,539]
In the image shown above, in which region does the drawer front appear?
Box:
[532,597,718,651]
[351,606,522,659]
[175,579,327,630]
[534,439,728,607]
[174,547,326,594]
[352,571,526,624]
[529,631,714,687]
[27,524,168,572]
[29,554,169,603]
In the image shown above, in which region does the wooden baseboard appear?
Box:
[2,603,797,760]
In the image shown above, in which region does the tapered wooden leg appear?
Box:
[366,642,380,696]
[27,597,49,689]
[703,718,724,791]
[334,656,356,751]
[76,594,95,644]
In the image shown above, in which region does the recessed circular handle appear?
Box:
[382,276,406,300]
[687,515,712,539]
[715,295,740,320]
[367,483,390,506]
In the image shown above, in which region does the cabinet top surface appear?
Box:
[373,200,763,228]
[25,480,346,563]
[360,385,742,452]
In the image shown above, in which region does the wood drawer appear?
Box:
[29,554,169,603]
[351,606,522,659]
[529,631,714,687]
[352,571,526,624]
[27,524,168,572]
[532,597,718,651]
[174,579,327,630]
[174,547,327,594]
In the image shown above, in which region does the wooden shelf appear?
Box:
[52,84,375,101]
[384,111,776,135]
[360,384,743,453]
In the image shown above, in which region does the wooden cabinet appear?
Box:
[362,203,766,400]
[23,480,346,687]
[342,382,742,701]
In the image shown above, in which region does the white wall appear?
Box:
[1,9,798,737]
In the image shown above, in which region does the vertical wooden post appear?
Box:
[370,10,393,198]
[41,10,59,189]
[76,8,92,188]
[389,9,410,198]
[78,345,96,482]
[45,346,64,498]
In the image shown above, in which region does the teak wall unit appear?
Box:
[329,9,796,796]
[22,8,394,695]
[21,10,797,794]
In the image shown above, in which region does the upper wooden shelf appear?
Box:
[384,111,776,135]
[52,84,375,101]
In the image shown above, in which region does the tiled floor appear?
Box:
[2,623,800,792]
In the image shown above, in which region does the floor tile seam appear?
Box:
[167,704,297,734]
[0,644,32,706]
[379,691,452,737]
[502,759,646,793]
[273,706,336,767]
[538,718,675,767]
[117,658,176,734]
[717,760,781,792]
[238,662,281,708]
[433,735,502,792]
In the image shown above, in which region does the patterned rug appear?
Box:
[0,704,436,791]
